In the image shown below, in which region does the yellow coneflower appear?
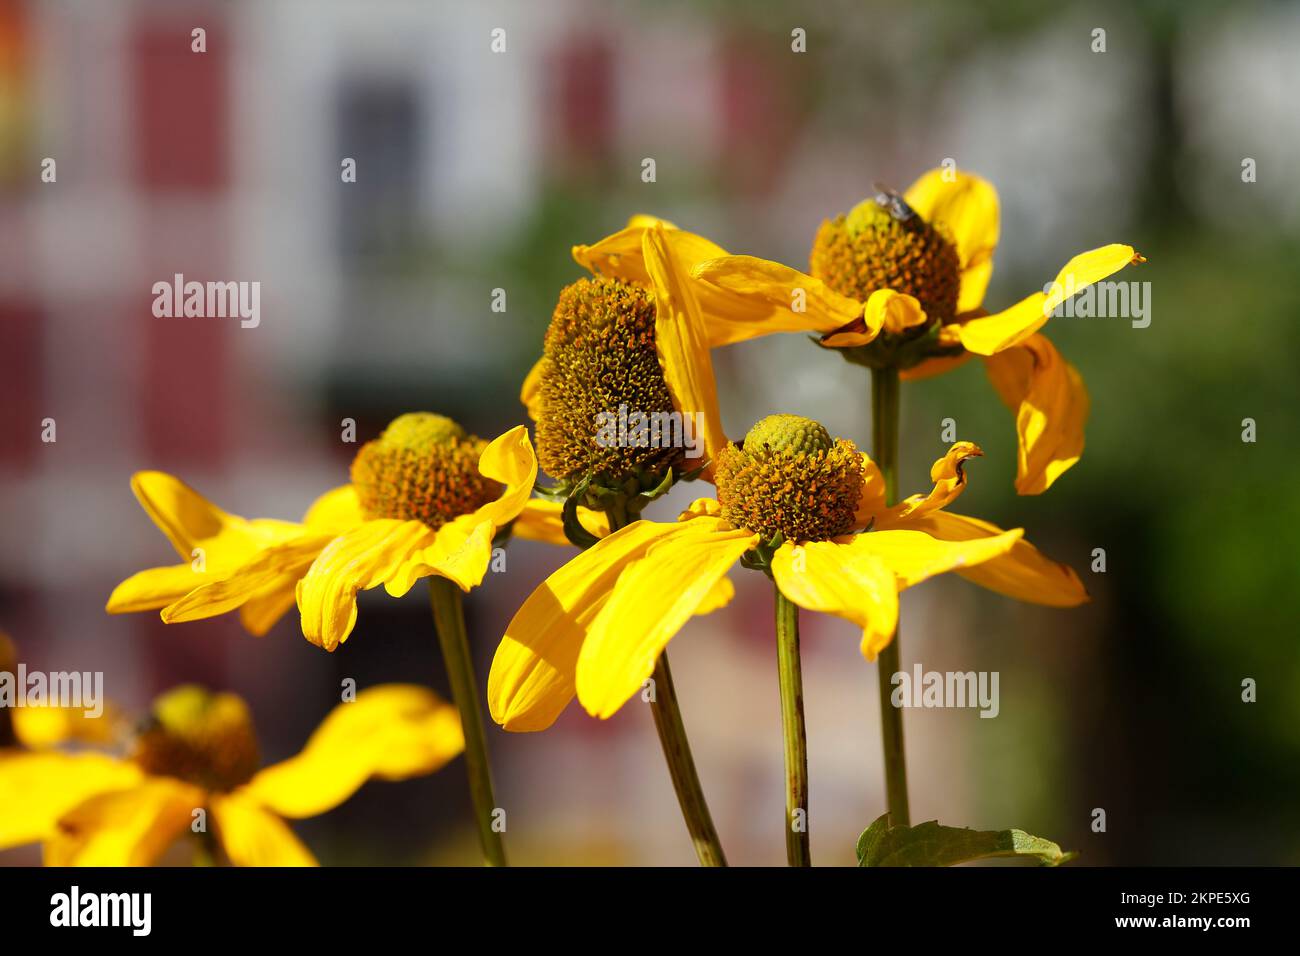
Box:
[691,168,1146,495]
[686,170,1137,829]
[0,632,125,751]
[106,416,542,866]
[490,411,1083,864]
[521,219,728,489]
[669,426,1083,680]
[516,215,730,438]
[493,212,1087,865]
[0,682,462,866]
[106,419,536,650]
[502,221,736,865]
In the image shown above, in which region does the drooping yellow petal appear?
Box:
[904,168,1000,312]
[868,288,927,335]
[881,442,983,523]
[520,357,546,421]
[576,522,756,719]
[113,475,339,630]
[210,793,318,866]
[488,519,687,732]
[106,564,214,615]
[510,498,610,545]
[128,471,297,565]
[769,540,900,660]
[679,497,724,521]
[959,244,1144,355]
[1046,244,1146,313]
[309,426,521,609]
[238,582,300,637]
[690,254,864,344]
[0,751,143,850]
[849,526,1024,590]
[890,510,1088,607]
[983,334,1089,495]
[572,223,651,279]
[295,520,436,651]
[573,219,729,285]
[956,258,995,315]
[852,455,888,530]
[696,575,735,615]
[381,516,495,597]
[303,485,365,533]
[957,290,1049,356]
[644,224,728,475]
[818,329,876,349]
[161,533,334,625]
[574,218,774,348]
[467,425,538,530]
[820,289,917,349]
[626,213,680,230]
[129,471,246,562]
[45,777,202,866]
[241,685,463,819]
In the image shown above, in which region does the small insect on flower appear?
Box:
[0,680,463,866]
[691,168,1146,495]
[872,183,916,222]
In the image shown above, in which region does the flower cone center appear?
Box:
[535,276,684,487]
[716,414,864,543]
[350,413,498,528]
[810,195,961,325]
[132,686,261,792]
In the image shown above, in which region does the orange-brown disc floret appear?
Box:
[715,414,865,543]
[350,413,500,529]
[811,197,961,326]
[132,686,261,792]
[535,276,684,485]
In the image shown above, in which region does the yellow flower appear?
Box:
[0,683,463,866]
[0,632,126,750]
[107,418,543,651]
[488,414,1086,731]
[691,169,1146,494]
[519,218,733,495]
[4,702,125,751]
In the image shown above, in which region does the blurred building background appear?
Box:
[2,0,1298,865]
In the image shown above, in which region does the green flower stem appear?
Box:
[428,576,507,867]
[871,365,910,826]
[648,652,728,866]
[605,506,727,867]
[773,583,811,866]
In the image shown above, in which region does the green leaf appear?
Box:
[855,814,1077,867]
